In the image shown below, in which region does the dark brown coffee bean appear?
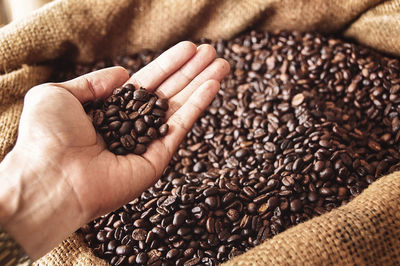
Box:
[136,252,148,264]
[206,217,215,233]
[134,119,147,135]
[114,147,127,155]
[368,139,381,151]
[138,136,152,144]
[133,143,146,154]
[166,249,179,260]
[320,168,333,179]
[184,248,195,258]
[173,210,187,226]
[290,199,302,212]
[147,127,158,139]
[227,234,241,243]
[118,111,129,121]
[193,161,206,173]
[227,208,240,221]
[119,121,133,135]
[235,149,248,159]
[203,187,219,197]
[155,98,169,110]
[132,100,144,111]
[205,196,218,209]
[115,245,131,255]
[133,89,150,101]
[267,196,279,210]
[308,192,318,202]
[93,110,105,126]
[105,106,119,117]
[152,108,166,117]
[292,158,303,172]
[184,258,201,266]
[120,135,136,150]
[132,228,147,241]
[314,161,325,172]
[109,141,121,151]
[109,121,122,130]
[291,93,304,106]
[128,111,139,120]
[159,124,169,136]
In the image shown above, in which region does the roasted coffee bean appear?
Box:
[108,141,121,151]
[155,98,169,110]
[109,121,121,130]
[119,121,133,135]
[147,127,158,139]
[115,245,131,255]
[227,208,240,221]
[133,89,150,101]
[184,258,201,266]
[152,108,166,117]
[132,229,147,241]
[166,249,179,259]
[159,124,169,137]
[173,210,187,226]
[118,111,129,121]
[133,144,146,155]
[128,111,140,120]
[93,110,105,126]
[290,199,303,213]
[138,136,152,144]
[134,119,147,135]
[193,161,206,173]
[136,252,148,264]
[105,106,119,117]
[75,30,400,265]
[123,83,135,92]
[291,93,305,106]
[120,135,136,150]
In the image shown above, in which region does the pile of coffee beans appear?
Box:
[84,84,169,155]
[54,30,400,265]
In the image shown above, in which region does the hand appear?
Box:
[0,41,230,260]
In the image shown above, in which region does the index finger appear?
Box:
[128,41,197,92]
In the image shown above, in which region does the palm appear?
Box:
[20,42,229,222]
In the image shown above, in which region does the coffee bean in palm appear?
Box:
[155,98,169,110]
[159,124,169,136]
[134,119,147,135]
[85,83,169,156]
[152,108,166,117]
[133,88,150,101]
[120,135,136,151]
[147,127,158,139]
[70,30,400,265]
[92,110,105,126]
[133,144,147,155]
[119,121,133,135]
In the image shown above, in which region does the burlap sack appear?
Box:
[0,0,399,264]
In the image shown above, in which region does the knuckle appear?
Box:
[24,84,50,103]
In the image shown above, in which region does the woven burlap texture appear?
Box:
[0,0,398,265]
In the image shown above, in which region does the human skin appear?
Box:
[0,41,230,260]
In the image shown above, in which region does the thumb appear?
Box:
[58,66,129,103]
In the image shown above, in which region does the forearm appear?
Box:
[0,148,84,260]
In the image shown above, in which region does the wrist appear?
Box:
[0,148,85,260]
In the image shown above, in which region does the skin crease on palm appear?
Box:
[0,41,230,260]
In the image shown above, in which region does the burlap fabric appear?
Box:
[0,0,399,264]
